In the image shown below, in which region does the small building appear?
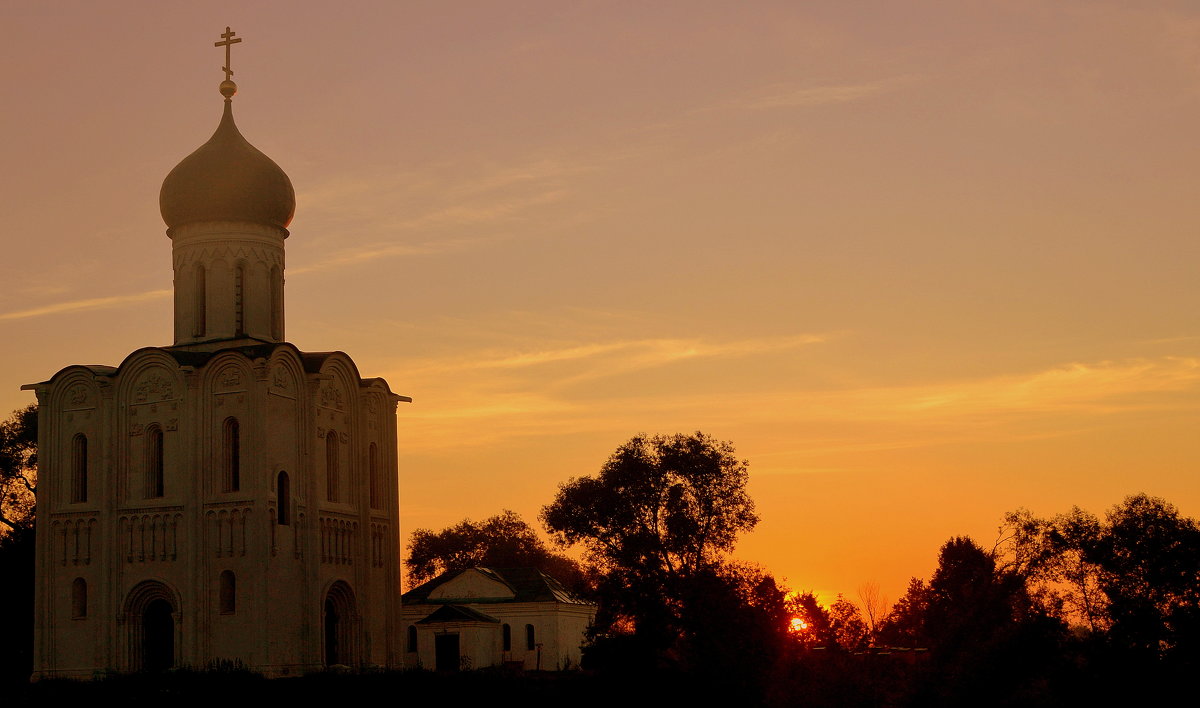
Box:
[401,567,596,672]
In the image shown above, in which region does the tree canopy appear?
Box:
[404,509,590,594]
[542,431,757,580]
[542,432,760,648]
[1004,493,1200,665]
[0,404,37,534]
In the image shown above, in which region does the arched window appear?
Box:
[193,264,207,337]
[325,431,339,502]
[525,624,536,651]
[219,570,236,614]
[72,578,88,618]
[70,434,88,503]
[277,472,290,525]
[234,264,245,336]
[502,623,511,651]
[270,265,283,340]
[406,625,417,652]
[145,425,164,498]
[222,417,240,492]
[368,443,380,509]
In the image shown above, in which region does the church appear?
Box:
[24,29,408,678]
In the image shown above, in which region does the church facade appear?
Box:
[25,44,407,678]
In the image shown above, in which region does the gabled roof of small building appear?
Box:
[416,604,501,624]
[403,567,592,606]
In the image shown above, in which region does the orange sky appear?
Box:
[3,2,1199,605]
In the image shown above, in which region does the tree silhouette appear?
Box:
[542,432,757,644]
[0,405,35,682]
[0,405,37,534]
[404,509,591,594]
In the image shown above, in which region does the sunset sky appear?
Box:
[3,1,1199,605]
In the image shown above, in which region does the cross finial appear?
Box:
[215,27,242,82]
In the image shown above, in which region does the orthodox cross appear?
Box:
[215,27,242,81]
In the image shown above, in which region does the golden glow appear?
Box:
[3,2,1199,606]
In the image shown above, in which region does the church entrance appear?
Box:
[122,580,179,672]
[322,581,357,667]
[143,599,175,671]
[434,633,460,672]
[324,598,340,665]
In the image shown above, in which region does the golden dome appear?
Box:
[160,98,295,232]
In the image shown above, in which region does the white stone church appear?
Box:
[24,45,409,678]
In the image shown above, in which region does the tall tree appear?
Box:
[1005,494,1200,659]
[828,594,869,651]
[541,431,758,640]
[0,405,36,682]
[0,404,37,534]
[877,577,928,647]
[857,581,891,643]
[1092,494,1200,660]
[404,509,590,594]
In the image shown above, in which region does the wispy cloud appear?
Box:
[702,75,921,115]
[739,82,898,110]
[0,289,171,321]
[398,332,833,381]
[394,354,1200,455]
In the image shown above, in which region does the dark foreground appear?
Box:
[5,657,1190,708]
[11,670,715,708]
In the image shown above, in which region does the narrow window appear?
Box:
[325,431,339,502]
[71,578,87,618]
[145,425,164,498]
[277,472,290,525]
[368,443,380,509]
[234,264,245,336]
[223,417,240,492]
[270,265,283,340]
[526,624,535,651]
[219,570,236,614]
[406,625,417,652]
[194,264,207,337]
[71,434,88,503]
[502,624,511,651]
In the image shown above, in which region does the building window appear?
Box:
[406,625,417,652]
[270,265,283,340]
[277,472,290,525]
[526,624,535,651]
[194,264,207,337]
[70,434,88,503]
[145,425,164,498]
[71,578,87,618]
[234,264,245,336]
[219,570,236,614]
[502,623,511,651]
[368,443,380,509]
[325,431,339,502]
[222,417,240,492]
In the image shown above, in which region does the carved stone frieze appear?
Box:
[67,385,91,406]
[271,365,292,391]
[218,366,242,388]
[320,384,345,411]
[134,373,175,403]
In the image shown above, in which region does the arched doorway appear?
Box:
[322,581,358,667]
[144,599,175,671]
[123,580,180,672]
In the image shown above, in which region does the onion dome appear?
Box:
[160,83,295,232]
